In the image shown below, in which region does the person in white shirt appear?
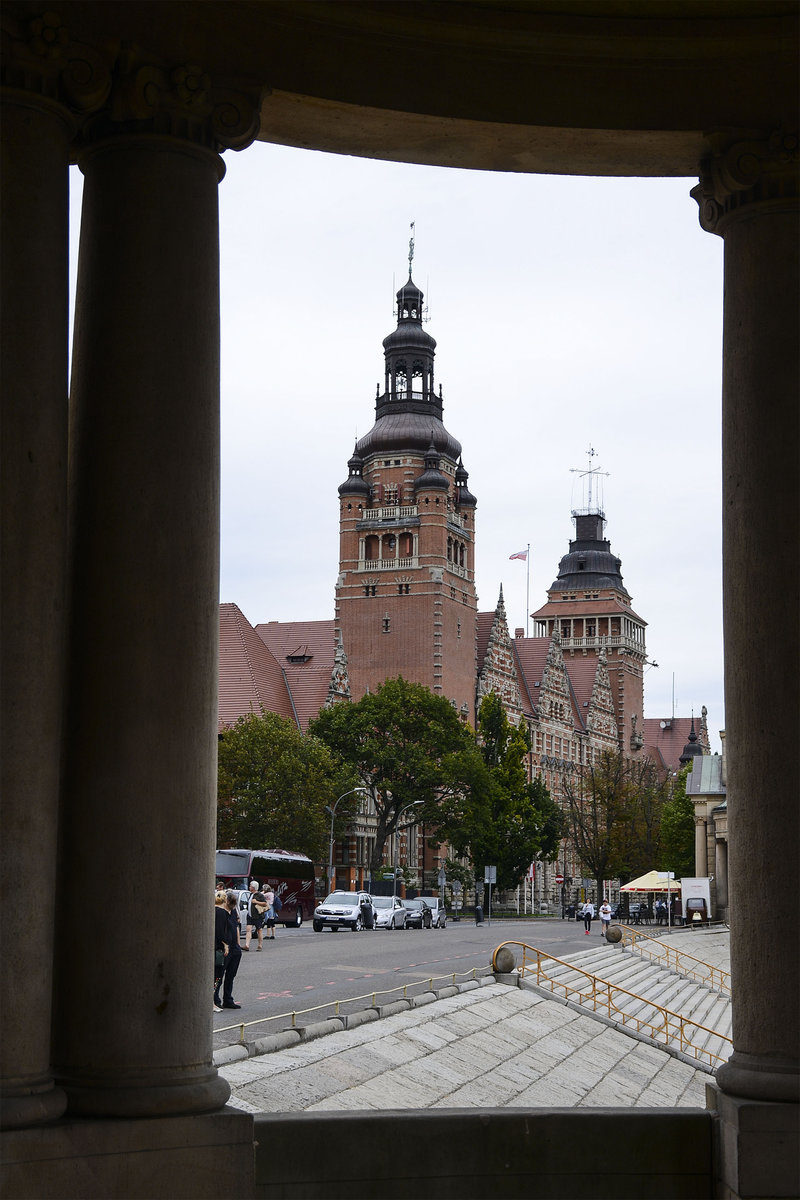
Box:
[599,899,612,938]
[583,901,595,934]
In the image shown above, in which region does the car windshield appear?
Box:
[403,899,422,909]
[372,897,394,908]
[324,892,358,904]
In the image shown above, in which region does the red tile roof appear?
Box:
[256,619,337,731]
[642,717,705,774]
[218,603,294,730]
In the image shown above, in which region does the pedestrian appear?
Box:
[221,890,242,1009]
[599,898,612,938]
[263,886,276,940]
[244,880,267,951]
[583,900,595,935]
[213,890,228,1012]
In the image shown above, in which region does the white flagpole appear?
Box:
[526,544,531,637]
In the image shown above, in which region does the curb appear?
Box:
[213,974,497,1066]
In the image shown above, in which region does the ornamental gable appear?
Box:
[476,590,522,724]
[537,633,573,728]
[586,649,618,744]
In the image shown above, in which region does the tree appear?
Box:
[308,676,488,874]
[659,766,695,879]
[438,693,563,892]
[217,710,358,860]
[562,749,670,901]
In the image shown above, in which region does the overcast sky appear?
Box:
[69,142,725,751]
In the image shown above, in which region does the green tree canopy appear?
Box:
[659,765,695,878]
[562,749,670,900]
[437,693,564,892]
[217,710,358,861]
[308,676,488,874]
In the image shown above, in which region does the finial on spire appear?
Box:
[570,446,610,514]
[408,221,415,276]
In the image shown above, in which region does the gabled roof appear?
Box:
[218,603,294,731]
[256,619,338,731]
[642,717,705,774]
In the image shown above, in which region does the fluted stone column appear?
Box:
[52,63,258,1126]
[694,815,708,876]
[694,131,799,1197]
[0,79,72,1134]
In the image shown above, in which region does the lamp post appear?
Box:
[326,787,368,895]
[392,801,424,902]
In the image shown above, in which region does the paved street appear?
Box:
[217,927,730,1114]
[213,916,610,1052]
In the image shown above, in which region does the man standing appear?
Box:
[221,890,243,1009]
[599,898,612,939]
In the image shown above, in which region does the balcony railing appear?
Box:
[359,556,416,571]
[558,634,644,655]
[362,505,419,522]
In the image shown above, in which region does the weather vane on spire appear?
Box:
[408,221,415,276]
[570,445,610,513]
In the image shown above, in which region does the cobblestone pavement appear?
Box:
[219,928,729,1113]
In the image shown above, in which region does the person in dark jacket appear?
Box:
[221,890,243,1009]
[213,891,228,1012]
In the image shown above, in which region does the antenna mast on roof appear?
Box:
[408,220,415,275]
[570,445,610,514]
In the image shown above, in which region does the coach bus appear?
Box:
[215,848,317,929]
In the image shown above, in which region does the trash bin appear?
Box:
[475,904,484,925]
[567,904,576,919]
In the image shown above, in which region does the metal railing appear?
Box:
[491,940,732,1068]
[215,964,491,1045]
[618,926,731,994]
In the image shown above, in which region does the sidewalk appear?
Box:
[219,927,729,1114]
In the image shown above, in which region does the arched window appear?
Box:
[364,535,379,561]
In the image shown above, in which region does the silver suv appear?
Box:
[313,890,373,932]
[423,897,447,928]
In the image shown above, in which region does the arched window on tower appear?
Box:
[381,533,396,560]
[364,535,379,561]
[400,532,413,557]
[447,537,453,562]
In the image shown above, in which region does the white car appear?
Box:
[424,897,447,928]
[313,890,373,932]
[372,895,407,930]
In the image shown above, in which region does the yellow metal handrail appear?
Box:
[216,965,489,1044]
[492,940,732,1068]
[618,926,731,994]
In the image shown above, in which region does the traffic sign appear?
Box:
[555,873,565,885]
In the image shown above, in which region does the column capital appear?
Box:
[1,8,111,122]
[691,129,799,235]
[2,10,262,153]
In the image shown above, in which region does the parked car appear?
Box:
[423,897,447,928]
[372,895,407,930]
[401,898,432,929]
[684,897,709,926]
[313,891,373,932]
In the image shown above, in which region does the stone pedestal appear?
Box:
[708,1084,800,1200]
[1,1109,254,1200]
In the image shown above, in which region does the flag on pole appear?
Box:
[509,549,528,561]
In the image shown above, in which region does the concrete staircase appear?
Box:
[521,941,732,1069]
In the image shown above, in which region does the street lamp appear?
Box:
[392,801,424,902]
[326,787,369,895]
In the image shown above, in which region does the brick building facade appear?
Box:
[218,263,709,901]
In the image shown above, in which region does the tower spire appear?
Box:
[408,220,415,276]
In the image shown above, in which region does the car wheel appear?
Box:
[353,916,363,932]
[294,909,303,928]
[312,919,323,932]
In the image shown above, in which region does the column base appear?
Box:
[0,1107,255,1200]
[57,1063,231,1118]
[717,1051,800,1103]
[0,1078,67,1130]
[707,1081,800,1199]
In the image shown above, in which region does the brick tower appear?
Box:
[335,257,478,721]
[531,478,647,752]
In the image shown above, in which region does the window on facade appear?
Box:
[587,622,596,637]
[364,535,378,560]
[382,615,391,633]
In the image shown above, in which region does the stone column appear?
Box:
[52,65,258,1120]
[694,815,708,876]
[693,132,799,1196]
[0,76,73,1136]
